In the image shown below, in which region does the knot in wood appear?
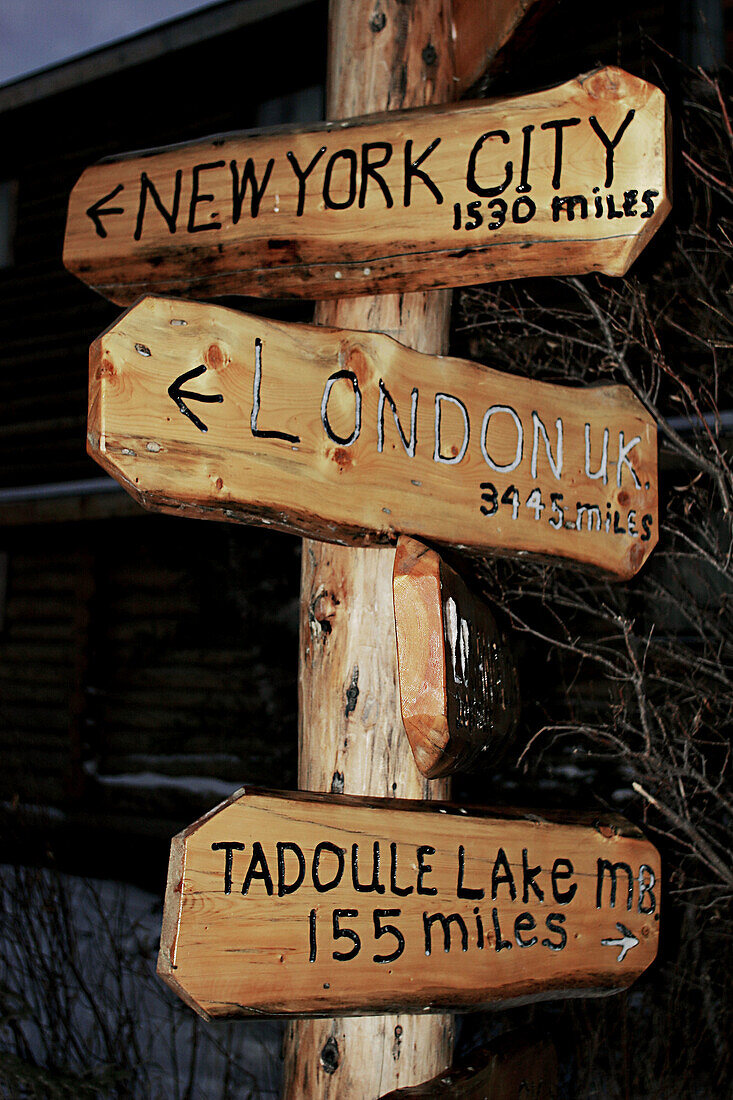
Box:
[320,1035,340,1075]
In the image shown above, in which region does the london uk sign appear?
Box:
[157,788,661,1019]
[64,67,670,304]
[89,296,658,580]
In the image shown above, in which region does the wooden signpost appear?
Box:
[158,787,661,1019]
[88,295,658,580]
[379,1030,558,1099]
[64,67,670,305]
[393,535,519,777]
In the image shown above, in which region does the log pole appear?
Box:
[282,2,456,1095]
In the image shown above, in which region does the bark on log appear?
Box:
[282,2,457,1095]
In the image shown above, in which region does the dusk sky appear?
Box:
[0,0,223,86]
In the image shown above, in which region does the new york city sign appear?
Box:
[65,67,670,303]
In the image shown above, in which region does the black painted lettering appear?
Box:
[481,406,523,473]
[389,842,414,897]
[517,125,534,193]
[308,907,317,962]
[373,909,405,963]
[588,109,635,188]
[423,911,469,954]
[241,841,274,896]
[597,858,634,910]
[531,411,563,480]
[417,846,438,895]
[641,513,654,541]
[211,841,244,895]
[617,431,642,488]
[433,393,469,465]
[286,146,327,217]
[453,201,462,229]
[351,841,385,894]
[457,845,485,899]
[277,842,305,897]
[231,157,275,222]
[551,194,588,222]
[492,907,512,951]
[576,503,602,532]
[359,142,394,208]
[542,912,567,951]
[332,908,361,961]
[551,858,577,904]
[378,380,417,457]
[323,148,358,209]
[540,117,581,189]
[312,841,346,892]
[514,912,538,947]
[638,864,657,914]
[188,160,225,233]
[404,138,443,206]
[134,170,182,241]
[474,907,485,949]
[465,200,483,230]
[466,130,512,197]
[321,370,362,447]
[512,196,536,223]
[486,197,507,230]
[623,189,638,216]
[522,849,544,903]
[641,189,659,218]
[613,510,626,534]
[251,338,300,443]
[491,848,517,901]
[606,194,624,219]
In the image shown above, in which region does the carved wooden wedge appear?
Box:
[393,535,519,778]
[88,296,658,579]
[65,67,670,304]
[157,787,661,1019]
[379,1029,558,1098]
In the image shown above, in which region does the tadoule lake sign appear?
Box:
[64,67,670,303]
[89,296,658,579]
[157,788,661,1019]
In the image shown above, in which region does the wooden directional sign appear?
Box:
[89,296,658,579]
[65,67,670,304]
[380,1030,558,1099]
[393,536,519,778]
[157,787,661,1019]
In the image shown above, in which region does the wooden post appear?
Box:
[282,2,456,1094]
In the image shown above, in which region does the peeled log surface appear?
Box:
[379,1029,558,1098]
[284,1,456,1094]
[393,535,520,778]
[63,67,670,305]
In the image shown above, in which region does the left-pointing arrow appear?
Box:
[601,922,640,963]
[168,364,224,433]
[86,184,125,238]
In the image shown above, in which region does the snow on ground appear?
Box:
[0,864,282,1098]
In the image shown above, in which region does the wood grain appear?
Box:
[451,0,543,93]
[88,295,658,579]
[64,67,670,304]
[157,787,662,1019]
[284,3,456,1094]
[379,1029,558,1098]
[393,535,519,778]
